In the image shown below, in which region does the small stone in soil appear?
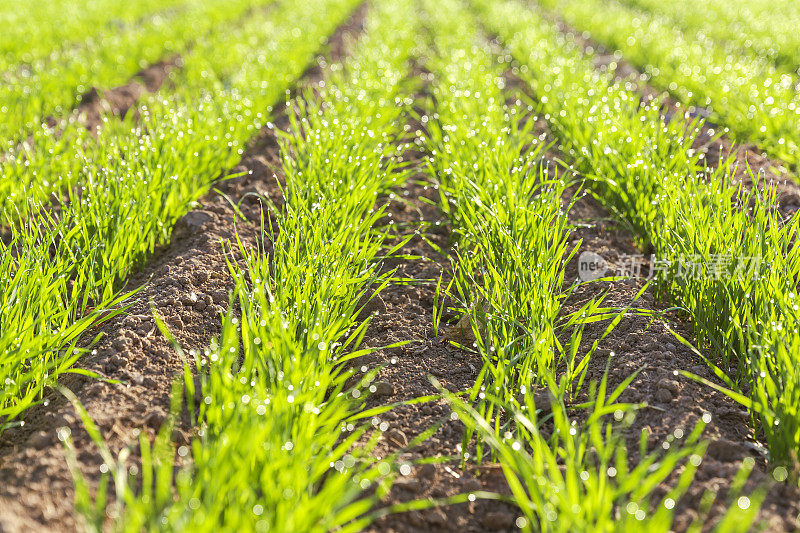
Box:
[462,477,482,492]
[426,508,447,527]
[654,388,673,403]
[105,354,126,371]
[29,431,52,450]
[385,428,408,447]
[360,295,387,318]
[144,411,165,429]
[706,439,745,462]
[417,463,436,481]
[181,293,198,306]
[180,211,214,230]
[167,316,184,328]
[394,477,421,493]
[111,338,130,351]
[372,381,395,397]
[407,511,424,527]
[658,379,680,394]
[717,407,750,421]
[431,485,448,498]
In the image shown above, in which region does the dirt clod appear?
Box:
[655,388,674,403]
[372,381,395,397]
[417,463,436,481]
[394,477,421,494]
[706,439,746,463]
[28,432,52,451]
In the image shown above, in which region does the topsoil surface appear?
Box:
[360,37,800,530]
[357,112,800,531]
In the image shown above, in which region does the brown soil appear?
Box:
[527,17,800,528]
[1,58,181,268]
[3,54,181,167]
[360,114,800,531]
[0,108,274,533]
[507,19,800,526]
[510,18,800,521]
[562,185,800,531]
[0,7,365,532]
[362,53,800,530]
[358,173,521,532]
[355,63,523,531]
[37,2,281,139]
[74,56,182,131]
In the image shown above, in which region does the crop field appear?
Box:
[2,0,800,531]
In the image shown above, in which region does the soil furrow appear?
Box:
[0,7,367,531]
[72,55,182,132]
[2,47,181,163]
[560,183,800,530]
[359,58,529,530]
[29,1,280,144]
[367,54,800,530]
[0,118,270,533]
[4,3,797,530]
[66,0,298,134]
[360,152,520,532]
[490,10,800,526]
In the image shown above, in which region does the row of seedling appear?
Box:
[0,0,186,71]
[417,0,761,530]
[478,0,800,484]
[534,0,800,169]
[619,0,800,72]
[0,0,277,145]
[0,0,361,434]
[65,1,426,529]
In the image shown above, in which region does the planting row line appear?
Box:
[420,0,762,530]
[68,0,423,529]
[1,0,282,212]
[0,0,186,71]
[619,0,800,74]
[536,0,800,169]
[0,0,360,433]
[479,0,800,479]
[0,0,274,145]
